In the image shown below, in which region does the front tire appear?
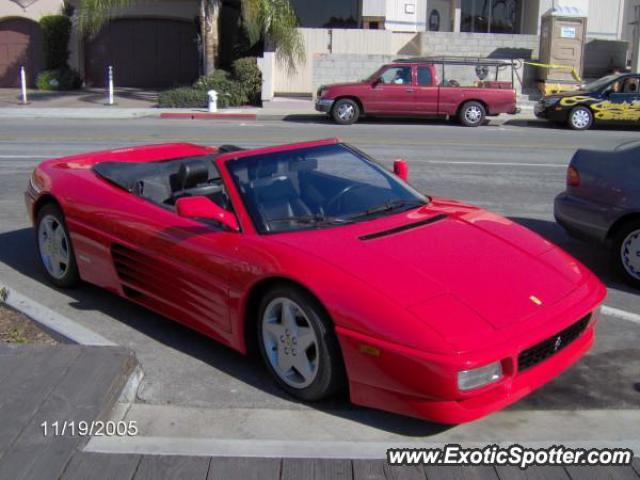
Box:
[36,203,79,288]
[613,222,640,289]
[568,106,593,130]
[331,98,360,125]
[458,101,486,127]
[257,285,344,401]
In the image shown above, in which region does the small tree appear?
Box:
[241,0,305,72]
[40,15,72,70]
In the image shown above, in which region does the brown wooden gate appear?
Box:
[85,18,200,88]
[0,18,43,88]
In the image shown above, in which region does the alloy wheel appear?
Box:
[38,214,70,280]
[571,109,591,129]
[261,297,320,389]
[337,103,355,121]
[465,105,483,124]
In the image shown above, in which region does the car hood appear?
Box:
[323,82,367,91]
[272,199,589,333]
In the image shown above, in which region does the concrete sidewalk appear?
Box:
[0,88,536,122]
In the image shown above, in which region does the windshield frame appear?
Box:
[581,74,621,93]
[226,143,428,235]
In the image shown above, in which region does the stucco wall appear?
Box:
[419,31,539,59]
[0,0,64,22]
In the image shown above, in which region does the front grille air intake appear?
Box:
[518,314,591,373]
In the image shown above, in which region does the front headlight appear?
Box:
[457,361,503,391]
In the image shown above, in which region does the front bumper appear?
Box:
[336,282,605,424]
[315,98,334,113]
[344,324,594,424]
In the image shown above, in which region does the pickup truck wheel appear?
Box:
[568,106,593,130]
[459,101,485,127]
[332,99,360,125]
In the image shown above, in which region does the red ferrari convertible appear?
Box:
[25,139,606,423]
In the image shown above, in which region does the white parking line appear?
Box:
[602,306,640,325]
[425,160,566,167]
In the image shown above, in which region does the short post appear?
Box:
[20,66,28,105]
[107,66,114,105]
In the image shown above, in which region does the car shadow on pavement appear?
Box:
[505,119,640,131]
[0,227,450,437]
[282,114,499,128]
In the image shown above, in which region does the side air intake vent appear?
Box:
[111,243,226,327]
[359,214,447,241]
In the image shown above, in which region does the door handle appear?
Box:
[405,88,414,93]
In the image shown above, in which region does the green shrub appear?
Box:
[36,68,82,91]
[159,59,262,109]
[232,57,261,104]
[158,87,208,108]
[193,69,248,108]
[40,15,71,71]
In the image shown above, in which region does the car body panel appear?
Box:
[535,73,640,126]
[26,140,606,423]
[554,145,640,244]
[316,63,517,118]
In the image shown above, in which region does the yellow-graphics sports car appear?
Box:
[535,73,640,130]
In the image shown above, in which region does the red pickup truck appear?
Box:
[315,59,519,126]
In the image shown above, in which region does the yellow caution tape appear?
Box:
[523,61,582,82]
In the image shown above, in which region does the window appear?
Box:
[461,0,522,34]
[379,67,412,85]
[227,144,426,233]
[417,67,433,86]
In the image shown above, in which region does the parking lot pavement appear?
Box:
[0,118,639,457]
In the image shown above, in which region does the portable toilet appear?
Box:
[538,6,587,94]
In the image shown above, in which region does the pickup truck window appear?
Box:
[379,67,412,86]
[417,67,433,86]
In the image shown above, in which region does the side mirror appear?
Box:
[371,77,382,88]
[176,196,239,232]
[393,159,408,182]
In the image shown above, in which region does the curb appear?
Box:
[0,282,115,346]
[160,112,258,120]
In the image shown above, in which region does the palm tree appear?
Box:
[76,0,304,74]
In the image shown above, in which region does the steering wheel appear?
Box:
[324,184,368,215]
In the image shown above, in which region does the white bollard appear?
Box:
[20,66,28,105]
[107,66,114,105]
[208,90,218,112]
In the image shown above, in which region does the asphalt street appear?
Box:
[0,117,639,456]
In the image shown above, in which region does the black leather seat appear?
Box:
[253,177,311,229]
[171,159,221,202]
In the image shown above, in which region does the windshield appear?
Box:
[582,74,619,93]
[227,143,427,233]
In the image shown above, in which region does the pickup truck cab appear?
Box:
[316,59,519,126]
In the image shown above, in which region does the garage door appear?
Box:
[0,18,43,88]
[85,18,200,88]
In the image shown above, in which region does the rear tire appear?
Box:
[458,101,485,127]
[36,203,79,288]
[257,284,345,401]
[612,221,640,289]
[331,98,360,125]
[568,106,593,130]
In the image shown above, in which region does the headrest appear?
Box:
[254,177,296,203]
[177,159,209,190]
